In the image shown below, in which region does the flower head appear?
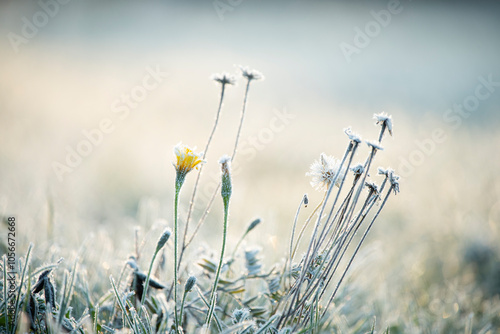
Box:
[238,65,264,81]
[219,154,232,202]
[306,153,346,190]
[246,218,261,234]
[156,228,171,253]
[344,127,362,144]
[173,143,205,178]
[374,112,393,136]
[211,72,236,86]
[184,275,197,293]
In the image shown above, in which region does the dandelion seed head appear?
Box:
[173,143,205,176]
[306,153,346,190]
[374,112,393,136]
[238,65,264,81]
[366,140,384,151]
[211,72,236,85]
[344,127,362,143]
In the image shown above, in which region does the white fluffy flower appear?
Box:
[306,153,346,190]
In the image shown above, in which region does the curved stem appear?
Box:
[138,249,158,317]
[180,84,226,271]
[178,290,188,330]
[185,79,252,253]
[291,192,327,260]
[231,79,251,160]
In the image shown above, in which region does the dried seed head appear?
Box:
[211,72,236,86]
[378,167,395,178]
[366,140,384,151]
[306,153,346,190]
[388,171,401,194]
[156,228,171,253]
[238,65,264,81]
[374,112,393,136]
[344,127,362,144]
[184,275,197,293]
[365,181,379,195]
[351,163,365,176]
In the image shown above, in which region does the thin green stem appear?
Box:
[173,176,184,333]
[138,249,159,317]
[205,198,229,328]
[179,290,188,329]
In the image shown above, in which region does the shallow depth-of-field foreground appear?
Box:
[1,68,500,333]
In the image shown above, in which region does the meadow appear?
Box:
[1,63,499,333]
[1,1,500,333]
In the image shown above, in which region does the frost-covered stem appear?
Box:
[178,290,187,329]
[312,190,375,304]
[138,249,158,317]
[172,175,185,333]
[311,143,357,257]
[287,194,308,287]
[185,78,252,250]
[180,83,227,271]
[378,122,387,142]
[291,192,326,261]
[280,143,353,326]
[185,182,221,248]
[287,186,357,315]
[321,186,393,319]
[231,78,251,160]
[318,179,388,302]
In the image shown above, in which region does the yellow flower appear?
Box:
[173,143,204,176]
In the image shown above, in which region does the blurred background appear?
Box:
[1,0,500,331]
